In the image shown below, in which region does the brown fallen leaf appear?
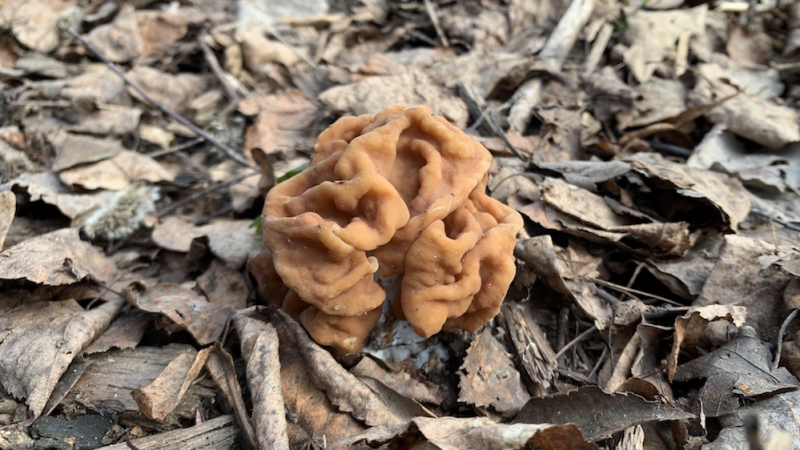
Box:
[344,416,598,450]
[2,0,75,53]
[136,6,192,60]
[238,91,318,158]
[66,107,143,136]
[46,130,123,172]
[151,217,264,268]
[515,386,695,441]
[81,310,152,355]
[694,235,795,338]
[318,68,469,127]
[666,305,747,381]
[0,228,118,285]
[673,326,799,417]
[459,329,530,416]
[197,259,248,310]
[350,356,446,406]
[125,66,210,114]
[234,314,289,450]
[0,190,14,250]
[0,297,123,419]
[132,347,212,420]
[204,345,259,450]
[59,150,175,191]
[7,172,109,220]
[85,4,143,63]
[135,283,231,345]
[604,323,674,402]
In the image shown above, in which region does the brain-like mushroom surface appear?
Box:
[261,105,524,354]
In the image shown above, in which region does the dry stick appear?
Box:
[507,0,595,132]
[156,171,259,218]
[147,137,205,159]
[591,277,685,307]
[423,0,450,47]
[65,26,258,171]
[554,325,598,360]
[750,208,800,233]
[772,309,799,371]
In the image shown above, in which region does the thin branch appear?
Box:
[590,277,685,307]
[772,309,799,371]
[65,26,258,171]
[423,0,450,47]
[156,171,259,218]
[555,325,597,361]
[751,208,800,233]
[488,111,527,161]
[147,137,205,159]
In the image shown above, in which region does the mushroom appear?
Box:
[261,105,523,354]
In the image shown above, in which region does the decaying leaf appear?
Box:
[459,329,530,415]
[0,297,123,419]
[234,314,289,450]
[85,4,143,63]
[515,386,694,441]
[0,228,117,285]
[238,91,318,157]
[197,259,248,310]
[666,305,747,381]
[673,327,799,417]
[136,283,231,345]
[82,310,152,355]
[350,356,446,406]
[346,416,597,450]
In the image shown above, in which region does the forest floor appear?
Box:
[1,0,800,449]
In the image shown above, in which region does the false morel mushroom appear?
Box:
[259,105,523,354]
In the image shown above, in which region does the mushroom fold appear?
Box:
[261,105,524,354]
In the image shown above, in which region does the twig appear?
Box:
[65,26,258,171]
[750,208,800,233]
[197,35,247,101]
[487,111,527,161]
[423,0,450,47]
[590,277,685,306]
[146,137,205,159]
[156,171,259,218]
[555,325,598,361]
[772,309,799,371]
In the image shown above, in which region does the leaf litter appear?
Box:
[1,0,800,449]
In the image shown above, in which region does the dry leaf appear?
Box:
[459,329,530,415]
[59,150,175,191]
[197,259,248,310]
[136,283,231,345]
[66,108,143,136]
[318,68,469,128]
[86,4,143,63]
[350,356,446,406]
[3,0,76,53]
[47,130,123,172]
[666,305,747,381]
[515,386,695,441]
[132,347,212,420]
[151,217,264,268]
[204,346,259,450]
[0,297,123,419]
[82,310,152,355]
[0,228,117,285]
[346,416,597,450]
[234,314,289,450]
[0,190,14,251]
[239,91,318,157]
[7,172,109,220]
[126,66,210,114]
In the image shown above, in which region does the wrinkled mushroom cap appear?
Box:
[262,105,523,354]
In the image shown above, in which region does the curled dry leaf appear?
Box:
[0,228,118,286]
[136,283,231,345]
[132,347,212,420]
[204,345,258,450]
[345,416,597,450]
[626,152,751,231]
[514,386,694,442]
[0,297,124,419]
[604,323,673,402]
[673,327,798,417]
[234,314,289,450]
[459,329,530,415]
[350,356,446,406]
[666,305,747,381]
[7,172,110,220]
[2,0,76,53]
[707,390,800,450]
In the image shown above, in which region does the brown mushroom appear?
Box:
[261,105,523,354]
